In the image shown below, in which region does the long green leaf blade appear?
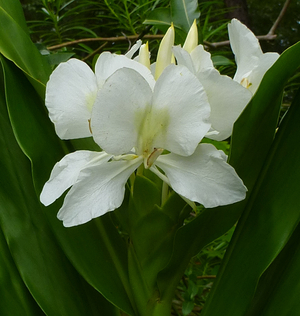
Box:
[157,41,300,301]
[201,66,300,316]
[1,56,135,315]
[0,58,118,316]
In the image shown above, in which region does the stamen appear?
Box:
[88,119,93,134]
[145,148,164,169]
[240,77,252,89]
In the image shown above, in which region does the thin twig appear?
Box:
[204,34,277,49]
[46,0,291,52]
[47,34,163,50]
[82,41,108,61]
[268,0,291,35]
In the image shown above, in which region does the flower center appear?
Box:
[135,106,170,161]
[240,77,252,89]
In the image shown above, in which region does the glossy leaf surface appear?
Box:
[1,56,134,315]
[0,58,119,316]
[0,1,51,96]
[201,57,300,316]
[157,40,300,301]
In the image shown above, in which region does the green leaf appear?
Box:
[125,176,189,315]
[157,41,300,302]
[0,5,51,96]
[0,0,29,34]
[245,220,300,316]
[144,8,171,27]
[211,55,235,67]
[182,301,194,316]
[46,52,75,66]
[0,228,44,316]
[201,66,300,315]
[170,0,200,33]
[144,0,200,34]
[1,56,135,315]
[0,59,119,316]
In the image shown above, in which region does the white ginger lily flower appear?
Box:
[134,25,175,78]
[41,64,247,227]
[228,18,279,94]
[173,20,252,141]
[45,42,155,140]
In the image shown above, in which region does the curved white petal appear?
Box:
[228,19,263,83]
[154,143,247,208]
[125,39,142,59]
[173,45,214,75]
[247,52,279,94]
[152,64,211,156]
[95,51,155,89]
[190,45,214,73]
[40,151,111,206]
[197,68,252,140]
[57,157,142,227]
[172,46,196,74]
[45,59,97,139]
[91,68,153,155]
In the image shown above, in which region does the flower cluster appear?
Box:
[40,19,279,227]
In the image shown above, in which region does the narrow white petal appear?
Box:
[247,52,279,94]
[152,64,211,156]
[228,19,262,83]
[40,151,110,206]
[125,40,142,58]
[91,68,153,155]
[45,59,97,139]
[57,157,142,227]
[155,143,247,208]
[95,51,155,89]
[197,68,252,140]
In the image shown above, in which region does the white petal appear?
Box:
[91,68,153,155]
[247,52,279,94]
[190,45,214,73]
[173,45,214,75]
[40,151,110,206]
[154,143,247,208]
[152,64,211,156]
[125,40,142,59]
[197,68,252,140]
[95,51,155,89]
[172,46,196,74]
[228,19,263,83]
[57,157,143,227]
[45,59,97,139]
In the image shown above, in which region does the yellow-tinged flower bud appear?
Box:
[139,42,151,70]
[183,20,198,53]
[155,23,175,80]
